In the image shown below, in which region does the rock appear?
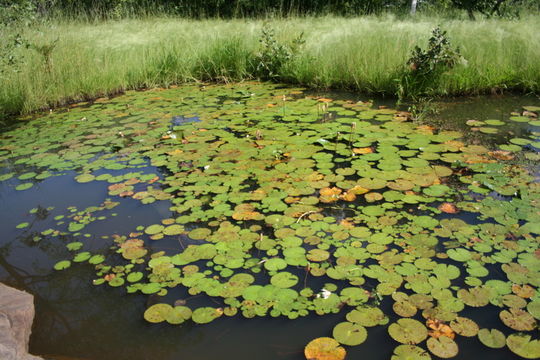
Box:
[0,283,43,360]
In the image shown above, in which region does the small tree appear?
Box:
[253,24,304,81]
[398,27,464,100]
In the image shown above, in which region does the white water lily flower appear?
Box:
[317,288,331,299]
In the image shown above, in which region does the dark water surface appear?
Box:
[1,90,539,360]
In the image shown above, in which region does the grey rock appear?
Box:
[0,283,43,360]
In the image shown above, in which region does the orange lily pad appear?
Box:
[438,203,458,214]
[304,337,346,360]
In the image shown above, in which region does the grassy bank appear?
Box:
[1,15,539,118]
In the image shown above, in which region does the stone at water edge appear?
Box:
[0,283,43,360]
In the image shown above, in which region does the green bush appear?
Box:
[398,27,464,99]
[254,24,304,80]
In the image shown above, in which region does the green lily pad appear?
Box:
[391,345,432,360]
[527,301,540,320]
[166,306,192,325]
[478,127,498,134]
[53,260,71,270]
[332,322,367,346]
[68,222,84,232]
[88,254,105,264]
[388,318,428,344]
[449,317,478,337]
[127,272,144,283]
[16,183,33,191]
[192,307,222,324]
[500,308,537,331]
[270,272,299,288]
[141,283,162,294]
[66,242,83,251]
[264,258,288,271]
[188,228,211,240]
[307,249,330,262]
[144,303,173,323]
[507,333,540,359]
[73,252,91,262]
[347,306,388,327]
[457,286,491,307]
[423,185,449,197]
[19,172,38,180]
[426,336,458,358]
[108,277,125,287]
[393,300,417,317]
[510,116,530,122]
[477,328,506,348]
[145,224,164,235]
[163,224,184,236]
[75,174,95,183]
[484,119,505,126]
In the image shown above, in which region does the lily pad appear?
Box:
[192,307,223,324]
[166,306,192,325]
[144,303,173,323]
[477,328,506,348]
[388,318,428,344]
[127,272,144,283]
[16,222,29,229]
[188,228,212,240]
[393,300,418,317]
[347,307,388,327]
[507,333,540,359]
[53,260,71,270]
[332,322,367,346]
[449,317,478,337]
[15,183,33,191]
[427,336,458,358]
[270,272,299,288]
[500,308,537,331]
[304,337,346,360]
[145,224,164,235]
[75,174,95,183]
[163,224,184,236]
[391,345,432,360]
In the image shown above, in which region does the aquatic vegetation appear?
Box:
[2,83,540,359]
[1,16,540,118]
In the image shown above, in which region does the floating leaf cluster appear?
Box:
[2,83,540,359]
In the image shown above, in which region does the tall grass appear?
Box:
[1,15,539,118]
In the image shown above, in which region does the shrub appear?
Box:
[253,24,304,81]
[398,26,464,100]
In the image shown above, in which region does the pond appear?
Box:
[0,83,539,360]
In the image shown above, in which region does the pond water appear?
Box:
[0,83,539,360]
